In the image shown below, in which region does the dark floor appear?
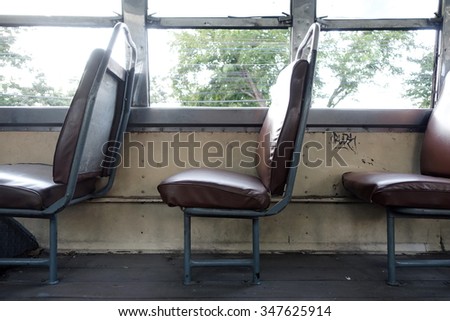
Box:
[1,252,450,300]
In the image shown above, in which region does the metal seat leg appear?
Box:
[48,214,59,285]
[386,209,398,286]
[182,213,262,285]
[252,218,261,284]
[183,213,192,285]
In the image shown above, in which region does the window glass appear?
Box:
[317,0,439,19]
[313,30,436,109]
[0,27,111,106]
[3,0,121,16]
[148,29,290,107]
[148,0,290,17]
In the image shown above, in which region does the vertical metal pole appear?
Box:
[122,0,149,107]
[252,218,261,284]
[436,0,449,94]
[291,0,316,61]
[48,214,59,285]
[183,213,192,285]
[386,209,397,286]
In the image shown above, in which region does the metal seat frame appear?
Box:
[386,207,450,285]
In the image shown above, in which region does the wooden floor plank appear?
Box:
[1,253,449,300]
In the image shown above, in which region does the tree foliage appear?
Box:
[404,51,434,108]
[169,29,289,107]
[0,27,70,106]
[166,29,434,108]
[316,30,423,108]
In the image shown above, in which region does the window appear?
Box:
[148,29,290,107]
[1,1,119,106]
[147,0,291,108]
[314,0,440,109]
[0,0,445,129]
[313,30,436,109]
[0,27,112,106]
[147,0,439,109]
[317,0,439,19]
[3,0,121,16]
[149,0,290,17]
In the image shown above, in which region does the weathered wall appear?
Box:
[1,130,448,254]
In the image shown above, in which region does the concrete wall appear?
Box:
[1,130,449,254]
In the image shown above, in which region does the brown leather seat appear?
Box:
[342,74,450,285]
[0,164,96,210]
[158,23,320,284]
[158,61,311,213]
[158,168,270,210]
[0,23,136,284]
[342,171,450,209]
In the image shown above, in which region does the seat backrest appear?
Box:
[420,77,450,178]
[52,23,136,192]
[256,23,320,196]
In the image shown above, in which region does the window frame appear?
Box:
[0,0,445,132]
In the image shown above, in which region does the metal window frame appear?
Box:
[0,0,445,132]
[0,106,431,132]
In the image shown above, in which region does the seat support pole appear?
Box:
[386,209,398,286]
[183,213,192,285]
[252,218,261,285]
[48,214,59,285]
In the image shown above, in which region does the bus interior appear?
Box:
[1,0,450,300]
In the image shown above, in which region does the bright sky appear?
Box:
[2,0,438,18]
[2,0,121,16]
[2,0,287,17]
[317,0,438,19]
[150,0,288,17]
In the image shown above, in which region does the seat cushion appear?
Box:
[0,164,96,211]
[256,59,309,195]
[420,77,450,178]
[342,171,450,209]
[157,168,270,210]
[53,49,105,184]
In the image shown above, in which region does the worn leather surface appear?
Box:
[158,168,270,210]
[0,164,95,210]
[421,80,450,178]
[256,60,309,195]
[342,171,450,209]
[53,49,105,184]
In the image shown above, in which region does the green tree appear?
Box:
[168,29,290,107]
[404,51,434,108]
[0,27,70,106]
[166,29,433,109]
[316,30,417,108]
